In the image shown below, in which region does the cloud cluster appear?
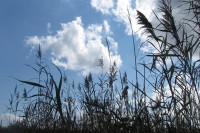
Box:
[26,17,122,75]
[90,0,157,36]
[90,0,197,54]
[26,0,197,76]
[90,0,160,54]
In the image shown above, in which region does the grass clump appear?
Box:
[4,0,200,132]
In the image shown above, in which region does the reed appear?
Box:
[4,0,200,132]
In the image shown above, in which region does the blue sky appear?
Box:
[0,0,170,126]
[0,0,197,127]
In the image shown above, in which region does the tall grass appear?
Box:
[4,0,200,132]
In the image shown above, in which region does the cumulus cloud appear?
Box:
[26,17,122,75]
[90,0,160,54]
[90,0,157,36]
[90,0,198,55]
[91,0,114,14]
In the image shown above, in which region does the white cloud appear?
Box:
[89,1,161,61]
[90,0,198,55]
[112,0,135,34]
[26,17,122,75]
[91,0,157,35]
[103,20,112,35]
[91,0,114,14]
[0,113,21,127]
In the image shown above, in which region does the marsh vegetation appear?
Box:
[2,0,200,132]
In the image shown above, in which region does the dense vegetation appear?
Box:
[2,0,200,132]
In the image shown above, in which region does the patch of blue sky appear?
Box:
[0,0,156,126]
